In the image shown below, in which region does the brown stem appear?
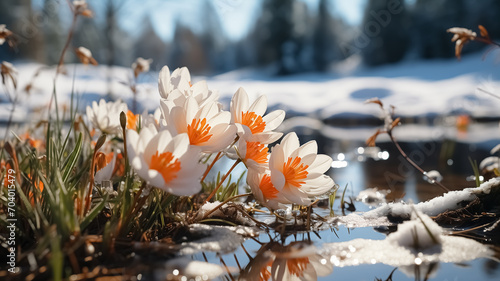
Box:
[56,13,78,78]
[204,159,241,203]
[201,136,240,183]
[201,193,251,221]
[388,132,449,192]
[84,148,98,215]
[201,151,222,183]
[475,37,500,48]
[48,9,78,115]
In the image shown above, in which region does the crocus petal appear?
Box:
[231,87,249,122]
[158,66,171,98]
[301,174,334,195]
[247,95,267,116]
[308,154,333,174]
[281,132,300,156]
[295,140,318,159]
[262,109,286,131]
[270,169,286,191]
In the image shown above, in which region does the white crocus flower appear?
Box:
[247,168,282,210]
[230,87,285,144]
[86,99,127,134]
[158,66,219,112]
[271,244,333,281]
[269,132,334,206]
[165,96,236,153]
[94,151,116,183]
[126,125,204,196]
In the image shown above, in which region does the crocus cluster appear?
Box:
[86,65,335,208]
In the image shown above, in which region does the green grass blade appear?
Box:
[80,194,108,230]
[62,132,83,183]
[50,231,63,281]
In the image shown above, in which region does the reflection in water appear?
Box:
[240,241,333,281]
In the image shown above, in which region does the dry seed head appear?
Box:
[364,97,384,108]
[75,46,98,65]
[478,25,489,40]
[1,61,18,89]
[0,24,13,46]
[73,0,93,17]
[447,27,477,59]
[132,57,153,78]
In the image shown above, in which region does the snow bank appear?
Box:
[196,201,256,226]
[3,53,500,126]
[386,212,442,250]
[362,177,500,219]
[178,224,243,255]
[322,235,492,268]
[324,210,493,271]
[164,257,228,280]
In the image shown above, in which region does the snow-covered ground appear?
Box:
[2,52,500,125]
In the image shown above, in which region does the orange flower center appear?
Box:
[259,261,273,281]
[127,110,139,130]
[287,257,309,277]
[241,111,266,134]
[21,132,43,149]
[282,157,309,188]
[187,118,213,145]
[28,173,44,206]
[95,152,114,172]
[150,151,181,183]
[245,142,268,164]
[259,174,278,199]
[113,153,125,177]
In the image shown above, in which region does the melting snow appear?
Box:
[164,257,229,280]
[322,235,492,267]
[179,224,243,255]
[322,212,493,269]
[361,177,500,219]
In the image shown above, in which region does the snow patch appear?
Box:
[362,177,500,219]
[386,212,442,250]
[164,257,228,280]
[196,201,256,226]
[179,224,243,255]
[322,235,492,268]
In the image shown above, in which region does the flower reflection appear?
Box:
[241,241,333,281]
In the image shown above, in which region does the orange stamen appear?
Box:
[245,142,268,164]
[95,152,114,173]
[150,151,181,183]
[28,173,44,206]
[28,139,43,149]
[187,118,213,145]
[113,153,125,177]
[126,110,139,130]
[21,132,43,149]
[282,157,309,188]
[241,111,266,134]
[259,261,273,281]
[287,257,309,277]
[259,174,278,199]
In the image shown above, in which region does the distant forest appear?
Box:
[1,0,500,75]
